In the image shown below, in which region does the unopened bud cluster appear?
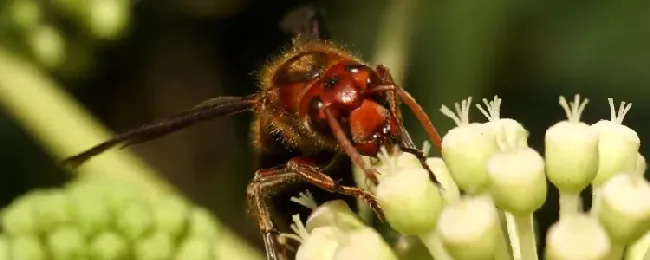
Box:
[291,95,650,260]
[0,179,218,260]
[0,0,130,75]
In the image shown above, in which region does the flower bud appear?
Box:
[295,227,342,260]
[425,157,461,203]
[87,0,130,40]
[0,234,8,260]
[153,195,189,238]
[1,195,39,235]
[30,25,65,68]
[334,227,398,260]
[46,226,86,259]
[545,214,610,260]
[476,96,528,148]
[135,232,174,260]
[116,200,154,241]
[441,98,498,194]
[591,99,639,185]
[10,235,46,260]
[545,95,598,193]
[88,231,129,260]
[596,173,650,244]
[175,236,215,260]
[376,168,443,235]
[9,0,41,32]
[437,195,501,260]
[487,147,547,214]
[305,200,365,232]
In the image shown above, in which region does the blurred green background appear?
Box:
[1,0,649,254]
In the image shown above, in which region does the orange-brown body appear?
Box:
[252,39,402,168]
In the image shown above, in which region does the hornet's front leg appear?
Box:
[247,156,385,260]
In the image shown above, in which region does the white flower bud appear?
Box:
[476,96,528,148]
[591,99,639,185]
[597,173,650,244]
[334,227,398,260]
[437,195,501,260]
[545,95,599,193]
[545,214,610,260]
[636,153,646,178]
[376,168,444,235]
[425,157,461,203]
[440,98,499,194]
[487,147,547,214]
[305,200,365,233]
[295,227,342,260]
[296,226,344,260]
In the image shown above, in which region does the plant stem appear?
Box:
[513,213,538,260]
[626,231,650,260]
[0,45,263,260]
[559,191,582,219]
[419,232,454,260]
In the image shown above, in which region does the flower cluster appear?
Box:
[289,95,650,260]
[0,179,218,260]
[0,0,130,74]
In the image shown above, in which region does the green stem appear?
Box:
[559,191,582,219]
[0,45,263,259]
[626,231,650,260]
[512,213,538,260]
[418,232,454,260]
[608,243,624,260]
[494,219,512,260]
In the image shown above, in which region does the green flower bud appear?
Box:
[46,226,86,260]
[436,195,501,260]
[89,231,129,260]
[69,189,112,235]
[10,235,45,260]
[545,95,599,194]
[376,168,443,235]
[187,208,218,239]
[487,147,547,214]
[596,173,650,244]
[116,200,154,241]
[440,98,498,194]
[30,25,66,68]
[591,99,639,185]
[1,195,39,235]
[153,195,189,238]
[87,0,130,40]
[33,190,75,231]
[135,232,174,260]
[9,0,41,32]
[0,233,8,260]
[545,214,610,260]
[0,180,219,259]
[334,227,398,260]
[175,236,215,260]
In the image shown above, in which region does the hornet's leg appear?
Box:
[247,169,300,260]
[248,157,385,260]
[287,157,385,221]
